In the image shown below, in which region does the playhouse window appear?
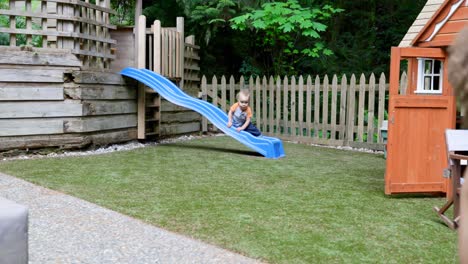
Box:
[416,58,443,94]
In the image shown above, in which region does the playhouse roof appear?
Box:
[399,0,468,47]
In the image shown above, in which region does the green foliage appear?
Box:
[230,0,343,76]
[111,0,135,25]
[183,0,237,45]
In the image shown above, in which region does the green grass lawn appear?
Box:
[0,136,458,263]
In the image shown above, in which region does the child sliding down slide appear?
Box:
[227,89,261,136]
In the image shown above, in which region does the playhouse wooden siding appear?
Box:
[385,0,468,196]
[415,0,468,47]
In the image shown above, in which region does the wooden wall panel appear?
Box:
[0,85,63,101]
[0,119,64,136]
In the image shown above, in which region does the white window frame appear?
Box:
[415,58,443,94]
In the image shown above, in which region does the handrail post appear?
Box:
[176,17,184,89]
[154,20,161,74]
[137,15,146,139]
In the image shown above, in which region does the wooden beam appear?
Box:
[137,15,146,139]
[177,17,184,88]
[399,47,446,58]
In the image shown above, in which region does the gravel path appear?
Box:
[0,172,263,264]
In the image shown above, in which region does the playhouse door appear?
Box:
[385,47,456,195]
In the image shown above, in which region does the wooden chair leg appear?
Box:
[433,198,453,215]
[433,198,457,230]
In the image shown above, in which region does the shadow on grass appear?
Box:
[162,142,264,158]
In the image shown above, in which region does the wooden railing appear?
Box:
[135,15,201,139]
[141,18,184,80]
[0,0,116,69]
[201,73,400,150]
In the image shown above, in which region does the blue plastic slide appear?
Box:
[121,67,285,159]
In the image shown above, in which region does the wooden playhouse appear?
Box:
[385,0,467,196]
[0,0,200,153]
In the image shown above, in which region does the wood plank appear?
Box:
[357,74,366,142]
[290,76,297,136]
[248,76,255,125]
[298,76,304,136]
[201,76,208,132]
[0,101,82,118]
[64,84,136,100]
[314,75,320,138]
[0,9,116,29]
[0,50,81,67]
[330,75,338,139]
[160,121,200,136]
[0,128,136,151]
[322,75,329,139]
[269,76,274,134]
[137,16,146,139]
[0,85,63,101]
[262,76,268,132]
[377,73,386,142]
[0,27,116,44]
[339,75,347,140]
[389,183,445,193]
[346,74,357,142]
[0,69,64,82]
[221,76,227,112]
[64,114,136,132]
[393,96,449,108]
[306,76,312,137]
[0,119,63,136]
[161,111,200,123]
[71,49,115,60]
[367,73,376,143]
[44,0,117,14]
[438,20,468,34]
[83,101,136,115]
[275,76,281,136]
[73,71,126,85]
[282,76,289,135]
[212,76,218,132]
[230,76,236,109]
[255,76,262,130]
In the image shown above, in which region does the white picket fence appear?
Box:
[201,72,403,150]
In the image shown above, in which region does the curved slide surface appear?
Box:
[121,67,285,159]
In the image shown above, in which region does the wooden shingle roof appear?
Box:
[399,0,446,47]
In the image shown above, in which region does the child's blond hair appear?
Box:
[236,89,250,102]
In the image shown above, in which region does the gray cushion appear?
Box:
[0,197,28,264]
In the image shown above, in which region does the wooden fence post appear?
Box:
[339,74,348,140]
[306,76,312,137]
[377,73,386,142]
[283,76,289,136]
[367,73,376,143]
[331,75,338,139]
[313,75,320,138]
[346,74,357,144]
[275,76,282,136]
[357,74,366,142]
[322,75,329,138]
[201,76,208,132]
[298,76,304,136]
